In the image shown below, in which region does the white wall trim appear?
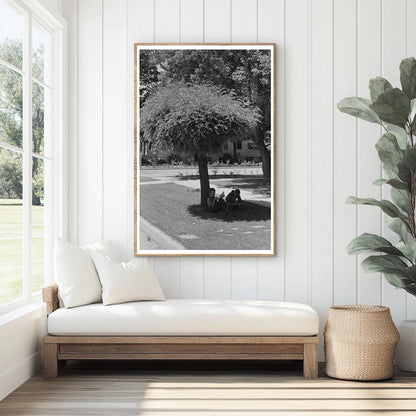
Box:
[0,351,42,402]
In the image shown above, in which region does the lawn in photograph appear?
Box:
[135,44,275,256]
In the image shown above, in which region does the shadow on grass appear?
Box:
[177,174,251,180]
[226,177,271,197]
[187,200,271,223]
[178,175,271,198]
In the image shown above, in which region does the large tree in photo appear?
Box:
[140,83,260,209]
[140,49,273,183]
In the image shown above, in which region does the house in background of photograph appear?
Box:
[135,44,275,257]
[141,138,263,165]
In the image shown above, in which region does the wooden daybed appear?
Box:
[42,285,319,379]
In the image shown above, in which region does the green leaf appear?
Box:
[400,57,416,100]
[347,233,403,256]
[375,132,404,173]
[373,178,388,186]
[403,146,416,171]
[411,99,416,132]
[394,130,410,150]
[337,97,382,125]
[386,178,410,191]
[397,240,416,263]
[398,161,412,185]
[361,255,415,288]
[383,272,412,288]
[362,254,408,272]
[391,187,409,213]
[402,265,416,282]
[410,98,416,125]
[370,88,410,128]
[346,196,406,219]
[389,217,409,241]
[369,77,393,102]
[404,283,416,296]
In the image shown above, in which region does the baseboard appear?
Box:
[0,351,42,401]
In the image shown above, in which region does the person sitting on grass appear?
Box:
[226,189,242,209]
[207,188,227,212]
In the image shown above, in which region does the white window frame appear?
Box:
[0,0,67,315]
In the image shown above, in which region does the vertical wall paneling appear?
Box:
[229,0,258,300]
[284,0,309,303]
[152,0,181,297]
[64,0,415,340]
[310,0,333,357]
[333,0,357,305]
[180,258,204,298]
[407,0,416,319]
[231,257,258,299]
[257,0,285,301]
[180,0,204,43]
[61,0,77,245]
[77,0,103,245]
[381,0,407,322]
[356,0,382,305]
[154,258,181,298]
[155,0,180,42]
[204,257,232,299]
[230,0,257,42]
[103,0,128,260]
[127,0,154,261]
[178,0,205,298]
[203,0,232,299]
[204,0,231,43]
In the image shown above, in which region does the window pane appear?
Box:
[0,147,23,305]
[32,156,43,293]
[32,20,51,85]
[0,0,24,69]
[0,65,23,148]
[32,81,46,155]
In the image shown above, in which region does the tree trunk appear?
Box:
[253,127,271,185]
[32,191,41,206]
[198,154,210,210]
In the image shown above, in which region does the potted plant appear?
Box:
[337,57,416,371]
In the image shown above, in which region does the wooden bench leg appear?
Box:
[44,343,59,379]
[303,343,318,379]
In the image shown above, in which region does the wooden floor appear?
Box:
[1,360,416,415]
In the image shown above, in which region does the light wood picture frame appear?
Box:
[134,44,276,256]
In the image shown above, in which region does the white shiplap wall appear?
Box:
[61,0,416,356]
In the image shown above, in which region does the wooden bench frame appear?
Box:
[43,285,319,379]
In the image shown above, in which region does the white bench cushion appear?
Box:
[47,299,319,336]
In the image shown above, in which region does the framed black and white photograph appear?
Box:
[134,44,275,256]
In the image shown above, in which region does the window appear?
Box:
[0,0,65,311]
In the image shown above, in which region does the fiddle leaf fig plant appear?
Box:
[338,57,416,297]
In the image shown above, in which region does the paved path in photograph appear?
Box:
[140,217,186,250]
[138,167,271,251]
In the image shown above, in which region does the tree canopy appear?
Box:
[141,83,260,208]
[0,38,44,204]
[141,83,259,154]
[139,48,272,182]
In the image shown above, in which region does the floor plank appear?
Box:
[1,361,416,415]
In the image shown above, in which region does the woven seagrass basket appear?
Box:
[324,305,399,381]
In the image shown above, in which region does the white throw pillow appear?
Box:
[55,239,114,308]
[81,240,115,259]
[90,252,165,306]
